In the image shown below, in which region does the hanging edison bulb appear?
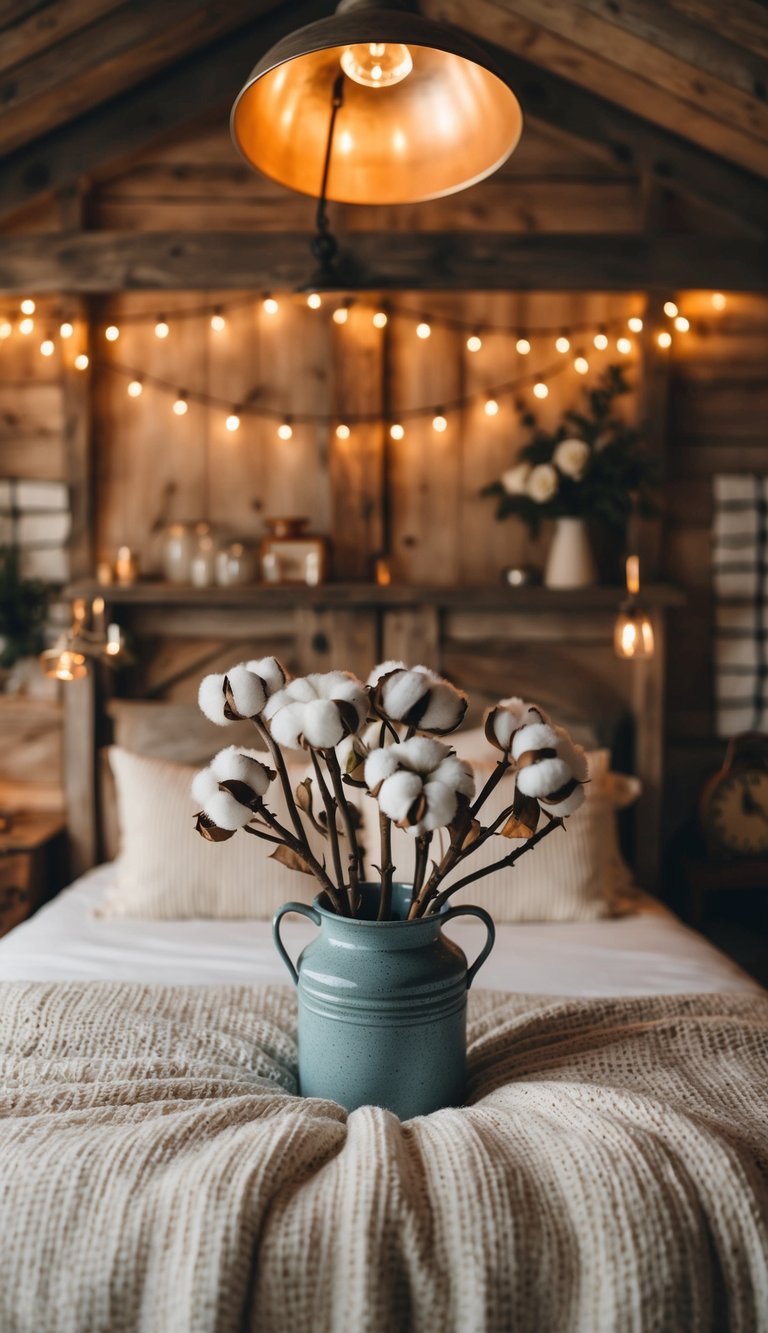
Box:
[614,555,655,659]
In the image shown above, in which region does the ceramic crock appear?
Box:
[544,516,597,589]
[272,882,495,1120]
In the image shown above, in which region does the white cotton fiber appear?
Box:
[364,747,400,791]
[540,784,585,816]
[378,771,423,823]
[398,736,450,774]
[516,756,572,799]
[380,670,427,721]
[511,723,558,760]
[198,673,230,725]
[417,681,467,733]
[268,702,306,750]
[226,664,267,718]
[203,790,253,831]
[420,780,459,832]
[245,656,287,697]
[300,699,346,749]
[553,726,589,782]
[367,660,405,687]
[210,746,271,796]
[191,767,218,805]
[432,755,475,800]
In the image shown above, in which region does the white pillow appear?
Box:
[100,747,334,920]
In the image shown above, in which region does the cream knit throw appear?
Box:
[0,983,766,1333]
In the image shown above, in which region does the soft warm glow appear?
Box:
[104,624,123,658]
[533,382,549,399]
[484,399,499,417]
[19,317,34,335]
[332,305,349,325]
[574,356,589,375]
[432,414,447,432]
[211,312,226,332]
[372,310,388,329]
[615,610,655,660]
[173,397,188,416]
[617,337,632,355]
[555,335,570,354]
[307,293,322,310]
[390,423,405,440]
[225,413,240,432]
[105,325,120,342]
[711,292,727,311]
[340,42,413,89]
[375,557,392,586]
[40,338,55,357]
[625,554,640,597]
[263,296,279,315]
[127,380,143,398]
[663,301,678,318]
[657,330,672,349]
[674,315,690,332]
[59,321,74,339]
[41,646,88,682]
[74,353,89,370]
[335,423,351,440]
[593,332,608,350]
[20,299,35,315]
[466,334,482,353]
[628,316,643,333]
[155,320,169,339]
[516,337,531,355]
[416,322,431,339]
[0,320,11,339]
[277,421,293,440]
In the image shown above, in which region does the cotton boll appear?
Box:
[553,726,589,783]
[398,736,451,774]
[210,746,271,796]
[226,664,268,718]
[416,681,468,733]
[378,770,423,824]
[191,767,218,805]
[300,699,346,749]
[203,790,253,831]
[268,702,307,750]
[364,746,400,791]
[198,673,231,725]
[367,660,405,687]
[516,756,572,798]
[432,755,475,799]
[540,784,585,816]
[511,722,558,760]
[245,656,287,697]
[380,669,427,721]
[419,780,458,831]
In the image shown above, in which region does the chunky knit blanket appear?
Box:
[1,982,766,1333]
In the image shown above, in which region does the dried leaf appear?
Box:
[194,812,236,842]
[499,792,540,839]
[269,844,315,876]
[294,778,313,813]
[460,818,482,850]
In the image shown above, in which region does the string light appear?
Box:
[574,355,589,375]
[0,320,11,339]
[484,398,499,417]
[657,330,672,349]
[372,310,388,328]
[663,301,678,318]
[277,420,293,440]
[172,394,188,416]
[516,337,531,355]
[105,325,120,342]
[20,299,35,315]
[263,296,279,315]
[74,353,89,370]
[335,423,351,440]
[674,315,690,332]
[628,316,643,333]
[59,321,74,339]
[555,335,570,354]
[533,382,549,399]
[416,322,431,339]
[19,317,34,335]
[307,293,322,310]
[593,329,608,350]
[711,292,727,311]
[40,337,55,357]
[432,413,447,432]
[210,310,226,332]
[616,337,633,355]
[466,334,482,352]
[154,318,169,339]
[127,380,143,398]
[225,413,240,432]
[332,304,350,325]
[390,423,405,440]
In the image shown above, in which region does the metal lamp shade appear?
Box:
[231,9,523,204]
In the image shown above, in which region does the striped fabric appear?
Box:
[713,475,768,736]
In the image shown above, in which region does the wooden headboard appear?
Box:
[62,582,676,887]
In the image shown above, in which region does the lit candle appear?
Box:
[115,545,139,585]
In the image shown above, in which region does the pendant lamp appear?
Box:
[230,0,523,207]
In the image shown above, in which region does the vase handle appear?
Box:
[440,904,496,989]
[272,901,321,986]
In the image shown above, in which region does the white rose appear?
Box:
[526,463,559,504]
[553,438,590,480]
[501,462,531,496]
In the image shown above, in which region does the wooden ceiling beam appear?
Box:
[1,231,766,292]
[666,0,768,64]
[0,0,332,221]
[0,0,122,74]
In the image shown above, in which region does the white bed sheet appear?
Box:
[0,864,760,995]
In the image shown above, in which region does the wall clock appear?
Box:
[700,733,768,858]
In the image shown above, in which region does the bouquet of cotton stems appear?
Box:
[193,656,587,921]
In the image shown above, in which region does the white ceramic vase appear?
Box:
[544,517,597,589]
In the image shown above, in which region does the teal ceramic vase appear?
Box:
[272,882,495,1120]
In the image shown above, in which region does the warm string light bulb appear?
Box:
[628,316,643,333]
[154,318,169,339]
[574,355,589,375]
[432,413,447,433]
[466,334,482,353]
[663,301,678,318]
[711,292,727,311]
[335,423,351,440]
[19,317,34,335]
[307,293,322,310]
[172,395,188,416]
[555,335,570,354]
[210,311,226,332]
[593,330,608,350]
[127,380,143,398]
[40,337,55,357]
[20,299,35,316]
[0,320,11,339]
[484,399,499,417]
[674,315,690,332]
[657,330,672,349]
[372,310,388,329]
[533,382,549,399]
[105,325,120,342]
[390,423,405,441]
[74,353,89,370]
[332,304,349,325]
[616,337,632,355]
[416,322,431,340]
[515,337,531,355]
[263,296,279,315]
[225,413,240,432]
[277,420,293,441]
[59,321,74,339]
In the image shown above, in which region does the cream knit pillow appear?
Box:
[100,747,326,920]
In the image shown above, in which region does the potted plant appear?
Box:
[194,658,586,1118]
[0,546,49,691]
[482,365,657,588]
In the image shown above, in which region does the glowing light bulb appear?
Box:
[19,317,34,335]
[466,335,482,353]
[127,380,143,398]
[390,423,404,440]
[40,338,55,357]
[59,321,74,339]
[711,292,727,311]
[628,316,643,333]
[574,356,589,375]
[154,319,169,339]
[516,337,531,355]
[372,310,388,328]
[263,296,279,315]
[307,293,321,310]
[340,42,413,89]
[277,421,293,441]
[225,413,240,432]
[210,312,226,332]
[173,396,188,416]
[657,330,672,349]
[105,325,119,342]
[335,424,351,440]
[593,331,608,350]
[0,320,11,339]
[674,315,690,332]
[20,299,35,315]
[484,399,499,417]
[432,414,447,433]
[332,305,349,325]
[533,382,549,399]
[416,322,431,339]
[74,353,89,370]
[555,335,570,354]
[617,337,633,354]
[663,301,678,318]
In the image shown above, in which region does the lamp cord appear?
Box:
[312,72,346,270]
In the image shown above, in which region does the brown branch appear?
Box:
[312,752,345,897]
[427,817,565,915]
[377,811,394,922]
[326,750,362,915]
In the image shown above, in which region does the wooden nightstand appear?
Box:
[0,812,67,938]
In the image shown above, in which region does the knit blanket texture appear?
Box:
[1,982,767,1333]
